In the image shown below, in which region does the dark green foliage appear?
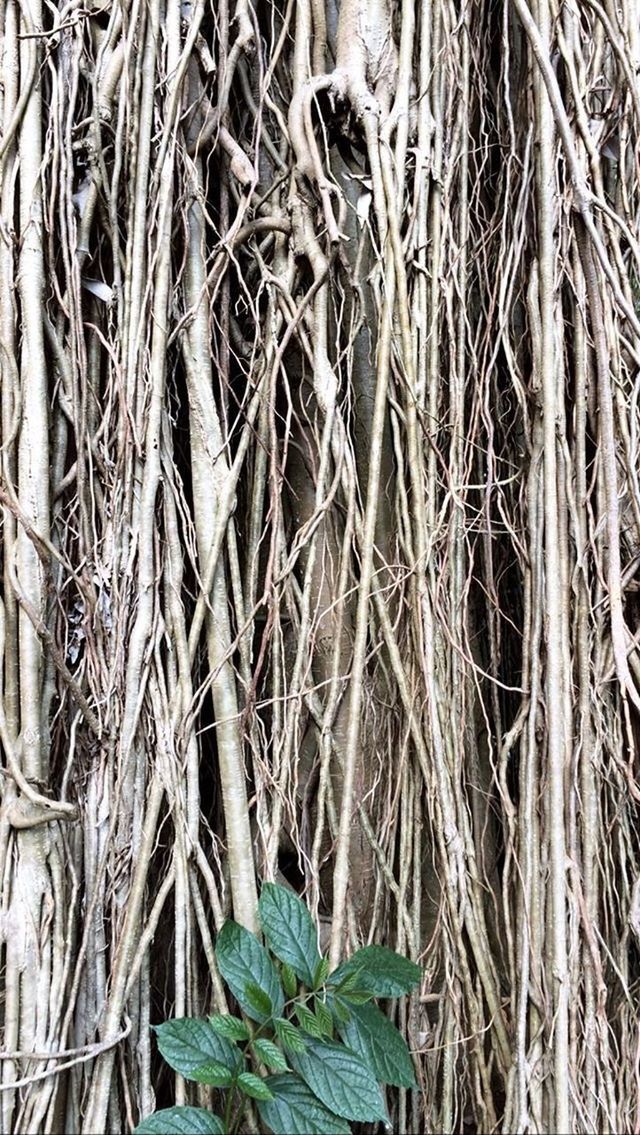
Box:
[135,1107,225,1133]
[134,884,421,1135]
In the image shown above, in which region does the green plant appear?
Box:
[134,884,420,1134]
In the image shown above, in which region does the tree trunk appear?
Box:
[1,0,640,1130]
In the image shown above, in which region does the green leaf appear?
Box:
[207,1014,250,1042]
[281,962,298,999]
[154,1019,240,1083]
[245,981,273,1018]
[327,993,352,1026]
[215,921,284,1023]
[253,1037,289,1072]
[314,997,333,1038]
[288,1039,389,1123]
[273,1017,307,1054]
[331,966,366,994]
[237,1070,274,1100]
[340,990,374,1005]
[187,1061,234,1088]
[339,1002,416,1088]
[329,946,421,998]
[134,1107,225,1134]
[313,957,330,989]
[258,1074,352,1135]
[295,1002,324,1039]
[259,883,321,987]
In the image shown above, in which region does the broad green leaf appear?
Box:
[314,997,333,1038]
[259,883,321,986]
[208,1014,250,1042]
[288,1039,389,1123]
[273,1017,307,1054]
[329,946,421,998]
[340,990,374,1005]
[281,962,298,999]
[134,1107,225,1134]
[253,1037,289,1072]
[331,966,366,994]
[258,1074,352,1135]
[186,1061,234,1088]
[215,921,284,1023]
[313,957,330,989]
[327,993,352,1026]
[245,981,273,1018]
[237,1070,274,1100]
[339,1002,416,1088]
[295,1002,324,1039]
[154,1018,240,1083]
